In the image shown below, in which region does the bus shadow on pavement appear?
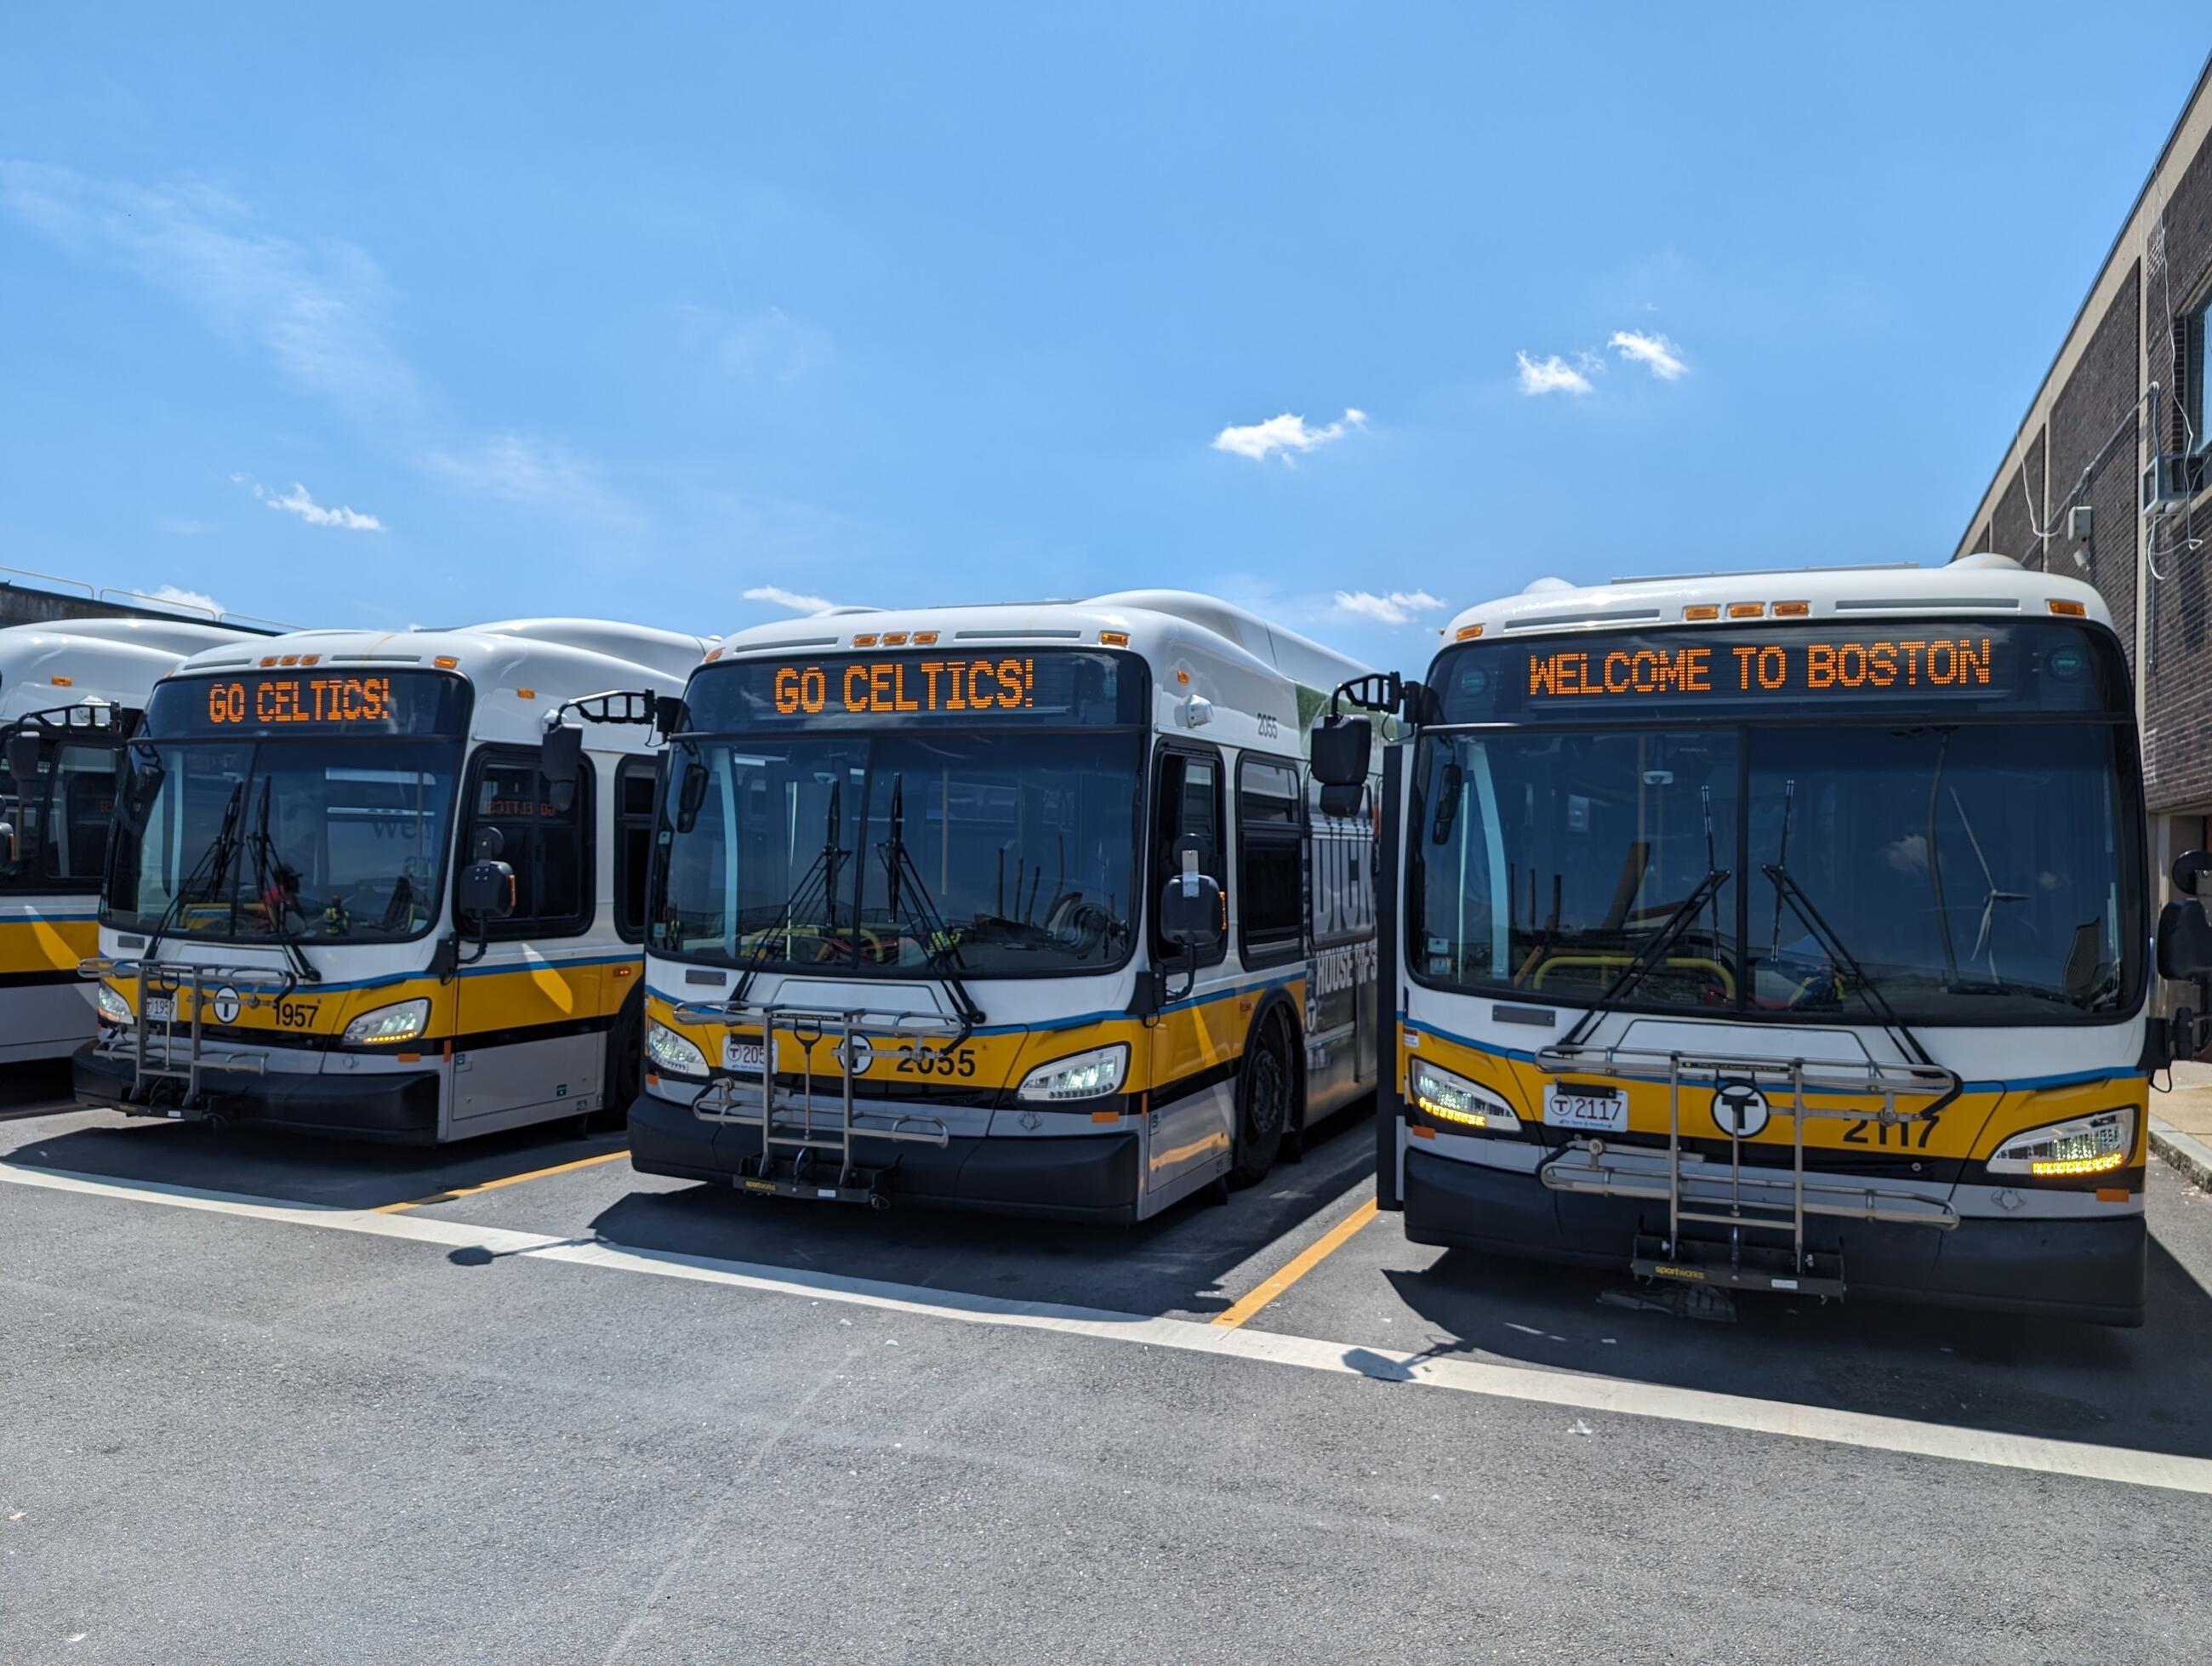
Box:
[1,1107,627,1212]
[1382,1230,2212,1462]
[584,1105,1379,1321]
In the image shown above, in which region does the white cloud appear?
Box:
[251,480,384,531]
[1515,352,1594,397]
[1332,588,1446,626]
[744,584,839,615]
[1610,329,1688,379]
[676,302,833,384]
[1212,408,1368,463]
[0,162,419,419]
[148,584,225,617]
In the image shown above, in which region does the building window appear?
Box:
[2184,296,2212,456]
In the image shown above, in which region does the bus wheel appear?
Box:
[598,991,645,1133]
[1229,1008,1292,1188]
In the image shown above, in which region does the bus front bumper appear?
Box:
[627,1090,1143,1223]
[72,1042,442,1144]
[1400,1144,2147,1327]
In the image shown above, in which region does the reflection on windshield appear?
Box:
[105,739,460,942]
[1411,722,2141,1023]
[651,732,1141,976]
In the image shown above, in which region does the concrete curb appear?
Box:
[2150,1115,2212,1190]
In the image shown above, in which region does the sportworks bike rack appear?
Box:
[78,956,291,1110]
[1530,1042,1963,1298]
[672,998,955,1208]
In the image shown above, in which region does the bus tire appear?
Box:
[1229,1006,1294,1188]
[600,988,646,1132]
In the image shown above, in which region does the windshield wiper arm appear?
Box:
[876,773,985,1034]
[731,778,847,1007]
[1555,865,1730,1051]
[1762,860,1943,1081]
[244,779,319,984]
[140,779,247,967]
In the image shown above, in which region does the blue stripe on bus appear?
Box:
[1393,1009,2147,1098]
[1,910,101,923]
[647,969,1308,1036]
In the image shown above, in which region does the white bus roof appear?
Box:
[0,619,255,722]
[1444,555,2113,641]
[709,589,1373,698]
[162,618,715,748]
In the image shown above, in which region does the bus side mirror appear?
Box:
[675,762,710,832]
[5,731,42,783]
[458,859,516,924]
[2158,898,2212,981]
[541,722,584,812]
[1308,715,1370,789]
[2173,849,2212,898]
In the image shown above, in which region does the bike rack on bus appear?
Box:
[1530,1042,1964,1299]
[670,998,954,1208]
[79,956,290,1110]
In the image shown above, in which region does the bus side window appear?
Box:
[1237,756,1304,967]
[613,757,658,944]
[1153,751,1225,968]
[464,750,595,939]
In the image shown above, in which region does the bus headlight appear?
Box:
[647,1020,709,1079]
[95,984,132,1025]
[1988,1108,2134,1177]
[1017,1043,1128,1104]
[1410,1063,1520,1131]
[342,998,429,1047]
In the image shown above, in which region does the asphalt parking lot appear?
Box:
[5,1075,2212,1662]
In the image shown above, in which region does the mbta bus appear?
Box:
[1,618,255,1066]
[75,618,711,1142]
[1313,556,2209,1324]
[620,591,1382,1218]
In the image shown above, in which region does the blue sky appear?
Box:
[0,7,2202,673]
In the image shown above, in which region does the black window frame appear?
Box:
[1149,742,1228,972]
[2185,291,2212,460]
[1236,751,1307,970]
[457,744,596,943]
[613,754,659,944]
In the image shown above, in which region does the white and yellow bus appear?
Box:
[76,619,710,1142]
[1314,556,2188,1323]
[624,591,1382,1219]
[1,618,254,1066]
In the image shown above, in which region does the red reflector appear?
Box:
[2095,1187,2132,1202]
[1411,1125,1437,1139]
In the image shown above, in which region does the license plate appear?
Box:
[722,1039,766,1075]
[145,997,174,1023]
[1543,1082,1625,1133]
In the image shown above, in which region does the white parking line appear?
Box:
[9,1158,2212,1499]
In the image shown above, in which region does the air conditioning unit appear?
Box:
[2142,452,2199,511]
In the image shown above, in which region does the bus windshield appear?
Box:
[105,738,462,944]
[650,730,1143,977]
[1409,721,2142,1024]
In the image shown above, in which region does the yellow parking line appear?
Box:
[373,1149,630,1213]
[1211,1198,1379,1329]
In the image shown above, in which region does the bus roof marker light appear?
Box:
[1454,625,1484,642]
[852,633,879,648]
[881,631,909,647]
[1774,601,1811,618]
[1099,630,1131,647]
[1727,602,1766,619]
[2049,598,2089,617]
[435,656,459,670]
[911,630,939,646]
[48,674,71,686]
[1683,604,1720,622]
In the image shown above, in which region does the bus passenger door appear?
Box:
[1146,746,1234,1199]
[450,750,604,1128]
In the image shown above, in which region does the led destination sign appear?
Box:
[687,648,1145,732]
[1434,620,2124,725]
[1525,635,1993,700]
[147,670,470,739]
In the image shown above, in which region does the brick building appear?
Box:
[1955,51,2212,917]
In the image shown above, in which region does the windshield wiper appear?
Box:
[1557,785,1728,1051]
[875,773,985,1033]
[243,779,320,984]
[730,778,847,1007]
[1762,859,1949,1091]
[140,779,247,967]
